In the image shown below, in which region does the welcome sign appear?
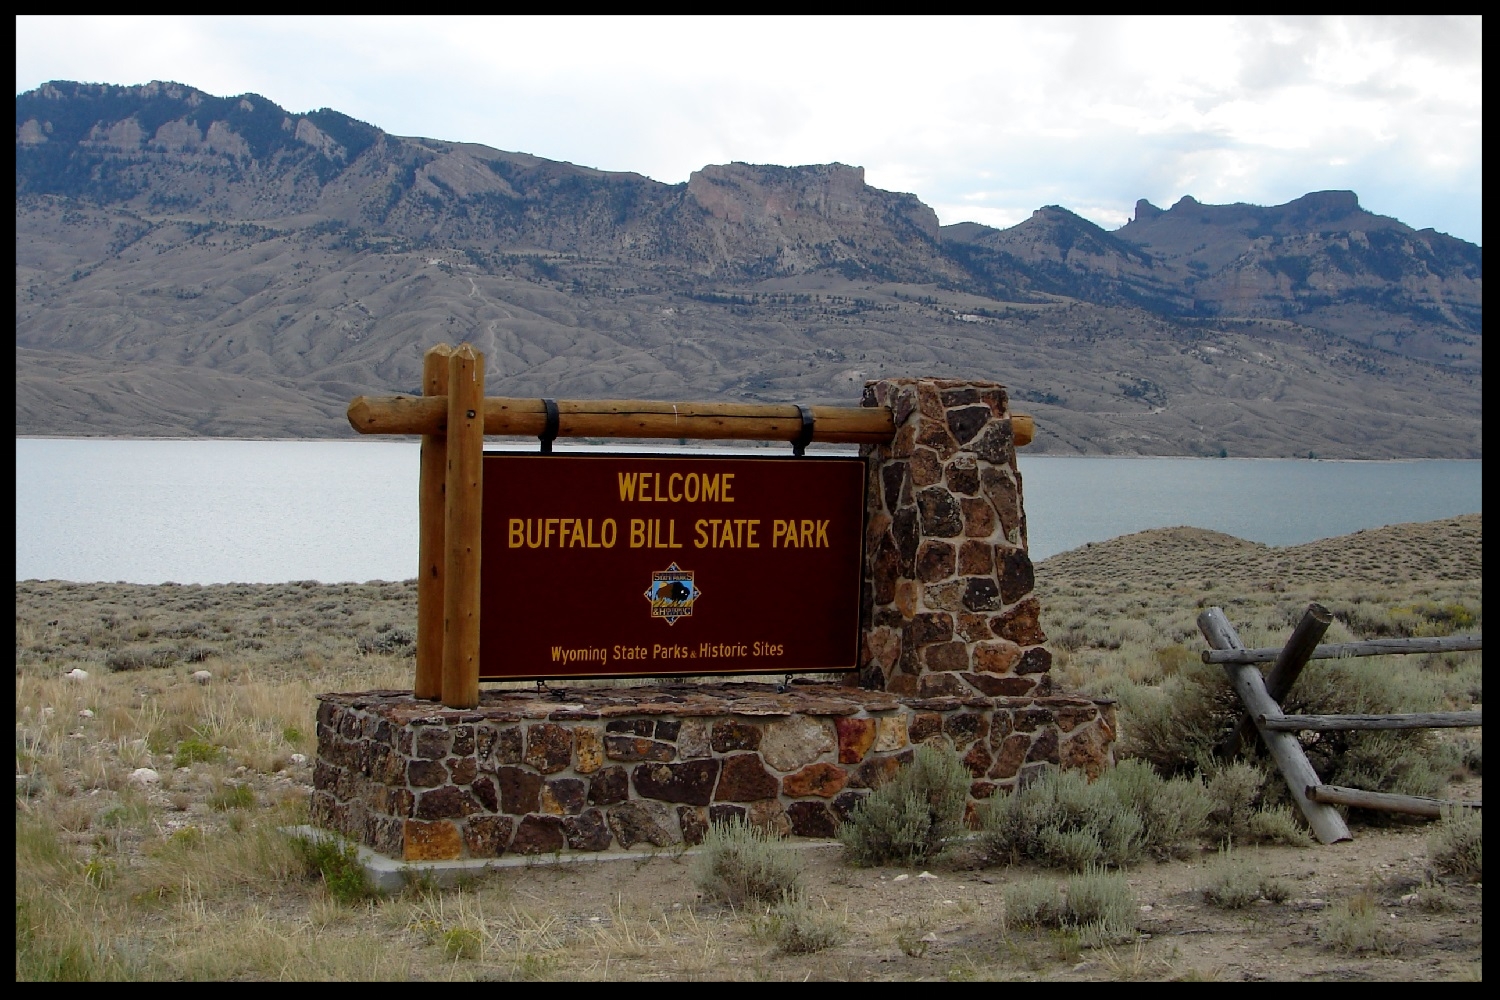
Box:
[479,452,865,679]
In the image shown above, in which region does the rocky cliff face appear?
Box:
[13,80,1483,456]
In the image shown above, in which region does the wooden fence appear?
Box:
[346,342,1035,707]
[1199,603,1482,843]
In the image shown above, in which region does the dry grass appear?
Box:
[14,515,1481,980]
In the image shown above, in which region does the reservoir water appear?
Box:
[14,438,1482,585]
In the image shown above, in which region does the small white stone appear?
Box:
[1400,893,1419,905]
[191,670,212,685]
[1139,904,1154,913]
[40,706,55,717]
[893,873,910,882]
[290,753,308,766]
[918,871,938,879]
[921,932,938,943]
[78,708,94,719]
[64,668,89,681]
[128,767,161,786]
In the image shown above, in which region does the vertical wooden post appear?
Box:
[414,343,452,700]
[442,344,484,709]
[1219,602,1331,758]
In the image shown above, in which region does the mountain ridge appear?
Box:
[14,80,1482,457]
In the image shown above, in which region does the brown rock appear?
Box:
[709,803,747,827]
[1026,729,1060,764]
[463,815,514,857]
[917,487,963,537]
[979,465,1021,536]
[945,404,991,445]
[962,577,1001,612]
[677,806,709,846]
[998,547,1035,604]
[715,753,780,801]
[450,725,475,756]
[406,759,448,788]
[540,778,587,815]
[962,742,993,777]
[989,734,1031,780]
[944,712,990,749]
[1016,648,1052,674]
[471,776,499,813]
[944,454,980,495]
[1060,728,1113,780]
[747,800,792,838]
[711,719,762,752]
[962,673,1037,697]
[787,801,839,838]
[849,755,902,789]
[908,712,943,744]
[915,540,955,583]
[910,447,943,487]
[605,736,675,762]
[574,727,605,773]
[905,612,953,646]
[918,672,968,698]
[511,815,566,855]
[922,641,970,673]
[414,726,451,761]
[1055,704,1098,733]
[968,421,1015,467]
[961,497,996,538]
[994,597,1046,646]
[403,819,462,861]
[881,461,909,514]
[496,766,542,815]
[632,759,721,805]
[969,780,998,800]
[862,627,901,676]
[973,638,1022,673]
[922,580,967,612]
[491,726,522,765]
[957,540,994,577]
[606,719,655,736]
[587,766,629,806]
[609,800,681,848]
[416,785,482,820]
[448,755,478,785]
[886,674,918,697]
[562,809,613,851]
[524,723,573,773]
[871,536,900,605]
[835,717,876,763]
[1014,708,1052,733]
[831,789,868,821]
[782,762,848,798]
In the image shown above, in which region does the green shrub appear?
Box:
[1317,893,1397,954]
[1200,847,1291,908]
[1204,762,1312,847]
[754,890,847,954]
[173,737,224,767]
[292,835,372,905]
[836,744,970,867]
[692,819,803,906]
[1428,807,1481,882]
[1003,866,1136,945]
[981,760,1209,869]
[208,783,256,812]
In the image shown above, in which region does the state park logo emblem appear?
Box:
[644,563,700,625]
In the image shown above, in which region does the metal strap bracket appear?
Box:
[539,398,559,454]
[792,405,815,457]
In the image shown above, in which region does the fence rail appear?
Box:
[1199,602,1482,844]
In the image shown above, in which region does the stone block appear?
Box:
[998,547,1035,604]
[782,762,849,798]
[677,718,711,759]
[415,785,481,820]
[917,488,962,537]
[787,801,839,839]
[711,719,763,752]
[403,819,462,861]
[747,800,792,839]
[835,717,876,763]
[540,778,587,815]
[562,809,613,852]
[448,755,477,785]
[496,766,542,815]
[915,540,955,583]
[677,806,709,846]
[511,815,566,855]
[407,759,448,788]
[587,766,629,806]
[632,759,721,805]
[574,726,605,773]
[715,753,780,801]
[463,815,514,857]
[961,497,997,538]
[608,800,681,848]
[525,723,573,773]
[872,715,909,751]
[605,736,675,761]
[760,716,836,771]
[414,726,451,760]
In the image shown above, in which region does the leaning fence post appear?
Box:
[1199,607,1351,844]
[414,343,452,701]
[441,344,484,709]
[1219,602,1331,759]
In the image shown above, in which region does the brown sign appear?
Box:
[479,452,865,680]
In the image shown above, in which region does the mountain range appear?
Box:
[15,81,1482,457]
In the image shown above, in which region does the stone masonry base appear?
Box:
[314,683,1116,861]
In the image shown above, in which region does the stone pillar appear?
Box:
[859,379,1049,698]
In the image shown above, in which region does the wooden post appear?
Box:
[414,344,452,700]
[1220,603,1331,758]
[442,344,484,709]
[1307,785,1481,818]
[1199,607,1351,844]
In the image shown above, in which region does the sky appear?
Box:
[15,15,1484,246]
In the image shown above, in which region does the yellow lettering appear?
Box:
[816,519,829,547]
[684,474,700,503]
[617,472,638,502]
[601,518,617,548]
[668,472,683,502]
[721,473,734,502]
[694,519,709,548]
[509,518,524,548]
[701,476,719,503]
[527,519,543,548]
[630,518,646,548]
[746,519,759,548]
[800,519,813,548]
